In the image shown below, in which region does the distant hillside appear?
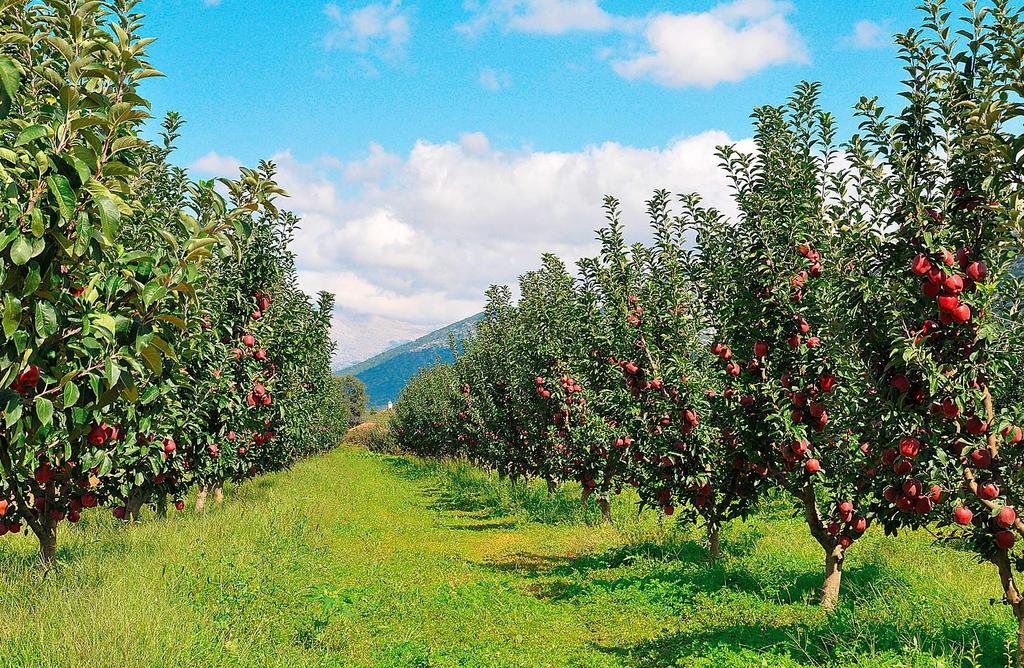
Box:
[338,313,482,408]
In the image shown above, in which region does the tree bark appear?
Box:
[213,486,224,504]
[598,498,612,523]
[195,486,208,512]
[708,525,721,561]
[155,493,168,519]
[34,518,57,566]
[994,550,1024,667]
[126,491,145,523]
[821,547,844,612]
[546,479,557,495]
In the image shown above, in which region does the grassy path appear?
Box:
[0,447,1017,667]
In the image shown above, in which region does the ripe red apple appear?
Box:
[787,335,801,349]
[902,480,921,498]
[754,341,769,358]
[819,374,836,392]
[943,274,964,294]
[113,506,127,520]
[806,336,820,348]
[851,517,867,533]
[922,281,941,298]
[838,536,853,549]
[941,249,955,266]
[1002,425,1023,444]
[951,304,971,324]
[163,438,176,454]
[996,506,1017,529]
[87,424,107,446]
[900,436,921,458]
[242,334,256,347]
[805,458,821,474]
[911,254,931,276]
[966,417,988,435]
[953,505,973,525]
[891,375,911,394]
[175,500,185,511]
[978,483,999,501]
[996,530,1016,550]
[937,294,959,312]
[966,261,987,282]
[969,448,992,468]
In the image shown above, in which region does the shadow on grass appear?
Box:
[379,454,605,527]
[590,615,1012,668]
[480,534,1013,667]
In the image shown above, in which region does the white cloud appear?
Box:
[845,19,892,50]
[479,67,511,91]
[190,151,242,175]
[194,131,749,364]
[612,0,809,88]
[459,0,617,36]
[324,1,411,60]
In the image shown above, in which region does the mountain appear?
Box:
[337,313,482,408]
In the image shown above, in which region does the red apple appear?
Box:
[996,531,1016,550]
[996,506,1017,529]
[953,506,973,525]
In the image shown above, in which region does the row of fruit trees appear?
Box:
[0,1,349,564]
[391,1,1024,659]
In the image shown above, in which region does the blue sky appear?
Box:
[134,0,944,365]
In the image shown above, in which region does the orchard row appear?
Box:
[0,2,349,563]
[391,0,1024,654]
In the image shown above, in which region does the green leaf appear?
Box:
[34,301,57,338]
[93,195,120,241]
[92,313,117,339]
[35,397,53,426]
[63,381,79,408]
[142,282,167,309]
[15,125,48,146]
[47,175,77,221]
[10,236,32,265]
[2,295,21,338]
[4,395,22,428]
[140,345,162,376]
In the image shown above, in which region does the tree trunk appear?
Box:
[546,479,557,495]
[708,525,721,560]
[126,491,145,523]
[35,519,57,566]
[195,486,208,512]
[1013,607,1024,668]
[598,498,612,523]
[821,547,844,612]
[213,486,224,504]
[995,550,1024,667]
[155,492,168,519]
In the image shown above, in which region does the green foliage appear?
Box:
[0,1,347,562]
[390,0,1024,642]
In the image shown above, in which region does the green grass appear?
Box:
[0,447,1016,667]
